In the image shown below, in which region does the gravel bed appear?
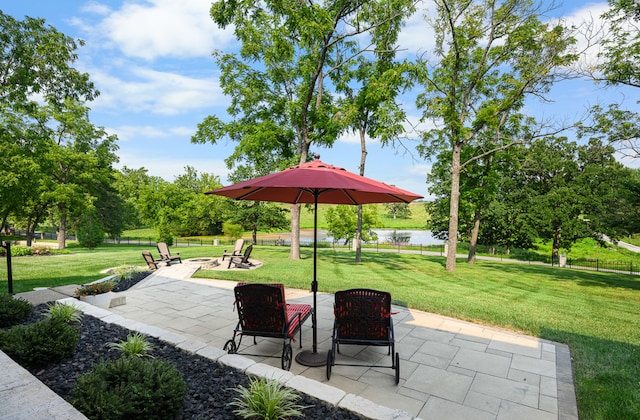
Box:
[16,273,366,419]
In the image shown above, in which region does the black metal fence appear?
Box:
[566,259,640,276]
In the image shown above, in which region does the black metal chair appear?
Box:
[224,283,312,370]
[326,288,400,384]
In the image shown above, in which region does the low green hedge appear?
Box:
[0,294,32,328]
[71,356,187,419]
[0,318,79,367]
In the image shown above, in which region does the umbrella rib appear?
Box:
[340,190,358,205]
[236,188,264,201]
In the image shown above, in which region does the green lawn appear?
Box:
[1,244,638,419]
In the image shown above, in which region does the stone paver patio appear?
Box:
[107,264,578,419]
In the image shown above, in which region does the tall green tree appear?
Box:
[325,205,379,245]
[138,167,226,243]
[0,12,98,238]
[415,0,577,271]
[38,99,119,249]
[226,201,290,245]
[495,137,631,258]
[113,167,160,230]
[192,0,417,260]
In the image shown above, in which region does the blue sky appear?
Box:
[4,0,636,198]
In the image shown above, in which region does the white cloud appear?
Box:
[81,1,112,16]
[549,2,609,70]
[96,0,234,60]
[109,124,195,141]
[88,65,224,115]
[397,5,436,57]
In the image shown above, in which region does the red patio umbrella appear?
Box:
[206,156,423,366]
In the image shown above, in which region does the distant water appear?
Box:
[299,229,442,246]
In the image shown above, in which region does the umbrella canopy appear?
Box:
[209,158,421,205]
[206,157,423,366]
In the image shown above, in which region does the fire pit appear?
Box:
[184,257,220,269]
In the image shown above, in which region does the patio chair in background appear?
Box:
[142,250,162,270]
[222,238,245,260]
[224,283,312,370]
[227,244,254,269]
[157,242,181,265]
[326,288,400,384]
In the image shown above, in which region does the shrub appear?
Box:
[31,245,52,255]
[156,225,174,246]
[228,376,307,420]
[107,332,155,358]
[0,294,32,328]
[71,357,187,420]
[0,318,79,367]
[45,302,82,323]
[223,221,243,240]
[6,245,33,257]
[75,280,114,297]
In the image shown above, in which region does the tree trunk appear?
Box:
[57,214,67,249]
[289,203,301,260]
[467,207,481,264]
[446,143,462,272]
[289,147,310,260]
[25,221,34,247]
[355,126,367,263]
[552,225,561,261]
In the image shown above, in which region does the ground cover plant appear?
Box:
[1,243,639,418]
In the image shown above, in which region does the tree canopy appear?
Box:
[192,0,417,260]
[415,0,577,271]
[0,12,121,248]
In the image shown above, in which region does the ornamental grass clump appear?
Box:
[45,302,82,323]
[107,332,155,358]
[112,265,145,281]
[228,376,308,420]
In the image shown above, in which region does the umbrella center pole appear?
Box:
[312,198,318,352]
[295,195,327,367]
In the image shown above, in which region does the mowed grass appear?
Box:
[0,244,226,293]
[1,244,639,419]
